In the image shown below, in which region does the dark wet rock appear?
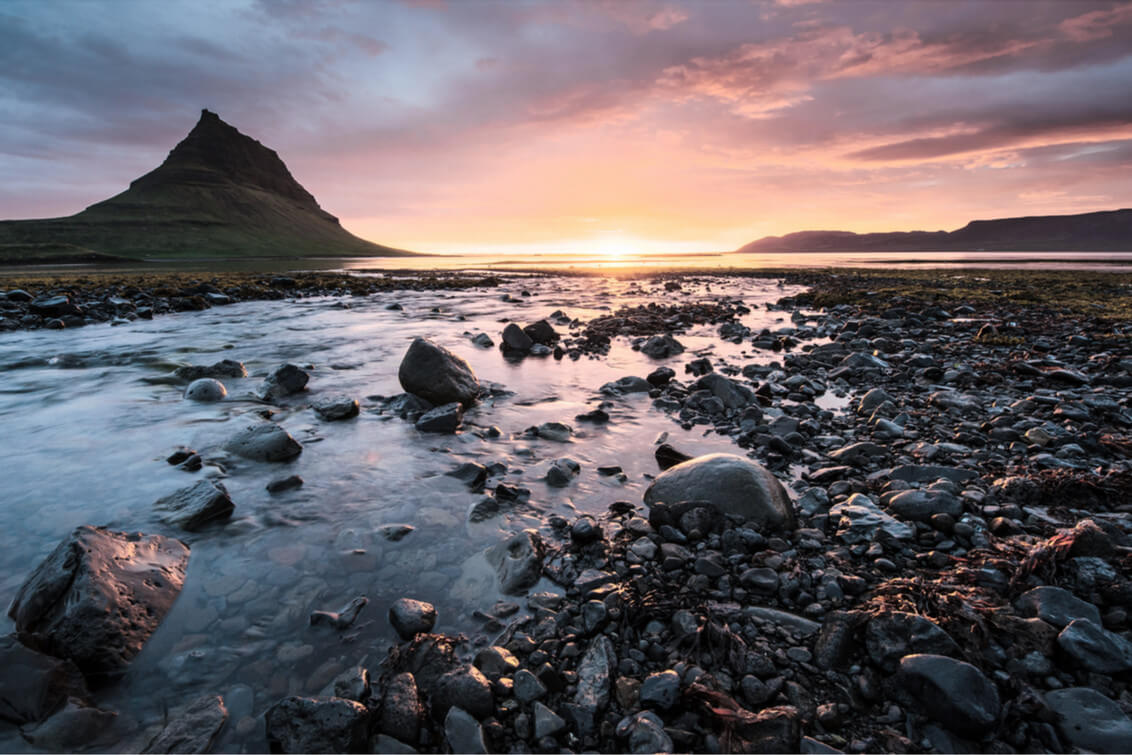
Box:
[888,464,978,484]
[379,672,422,745]
[564,635,614,737]
[1045,687,1132,754]
[1057,619,1132,673]
[486,530,543,594]
[640,334,685,358]
[415,402,463,433]
[174,359,247,381]
[473,646,520,679]
[20,697,117,751]
[644,453,795,531]
[310,596,368,630]
[471,332,493,348]
[655,443,692,470]
[893,654,1000,738]
[829,493,914,543]
[1015,585,1102,629]
[570,515,602,544]
[8,526,189,676]
[266,475,304,493]
[883,488,963,523]
[5,289,33,302]
[523,319,558,344]
[546,458,581,487]
[154,479,234,531]
[514,668,547,703]
[616,710,673,753]
[166,447,197,465]
[263,696,369,753]
[324,666,370,703]
[398,337,480,407]
[29,295,81,318]
[865,612,960,673]
[575,407,610,423]
[142,694,228,754]
[446,462,488,488]
[257,363,310,400]
[533,701,567,739]
[502,323,533,352]
[224,422,303,462]
[685,356,713,376]
[0,634,88,725]
[693,372,754,409]
[385,393,434,420]
[389,599,437,641]
[183,378,227,402]
[313,395,360,420]
[639,670,680,710]
[858,387,893,415]
[379,524,414,542]
[431,666,494,720]
[647,366,675,387]
[533,421,572,441]
[828,441,887,466]
[601,375,652,394]
[443,707,487,754]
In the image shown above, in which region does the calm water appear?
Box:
[0,274,818,752]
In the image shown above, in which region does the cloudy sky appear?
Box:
[2,0,1131,254]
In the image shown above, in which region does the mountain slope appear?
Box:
[738,209,1132,253]
[0,110,414,261]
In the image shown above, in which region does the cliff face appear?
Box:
[738,209,1132,253]
[0,110,412,261]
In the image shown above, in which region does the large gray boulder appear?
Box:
[644,453,795,531]
[398,337,480,407]
[264,696,369,753]
[1015,585,1102,629]
[224,422,303,462]
[893,654,1000,738]
[8,526,190,676]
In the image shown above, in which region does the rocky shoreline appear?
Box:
[2,268,1131,753]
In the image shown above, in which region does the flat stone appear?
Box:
[224,422,302,462]
[415,402,463,433]
[1015,586,1102,629]
[154,479,234,531]
[1046,687,1132,754]
[142,694,228,753]
[443,707,487,754]
[313,395,360,420]
[887,465,978,484]
[174,360,247,381]
[744,607,821,638]
[8,526,189,676]
[884,489,962,522]
[1057,619,1132,673]
[893,654,1000,738]
[533,701,566,739]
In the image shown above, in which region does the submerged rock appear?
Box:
[224,422,303,462]
[486,530,543,594]
[154,479,234,531]
[8,526,190,676]
[415,402,463,433]
[257,363,310,401]
[644,453,795,531]
[174,359,247,382]
[640,334,684,359]
[263,696,369,753]
[313,395,360,421]
[398,337,480,407]
[0,634,88,725]
[20,697,117,751]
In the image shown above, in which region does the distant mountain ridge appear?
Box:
[0,109,413,261]
[738,209,1132,253]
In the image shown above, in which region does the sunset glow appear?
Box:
[2,0,1132,254]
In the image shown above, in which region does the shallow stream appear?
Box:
[0,274,806,752]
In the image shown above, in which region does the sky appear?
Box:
[2,0,1132,255]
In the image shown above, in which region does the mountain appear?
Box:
[0,110,414,261]
[737,208,1132,254]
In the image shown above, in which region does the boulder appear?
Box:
[600,376,652,395]
[388,599,437,641]
[893,654,1000,738]
[224,422,303,462]
[640,334,684,359]
[1015,586,1102,629]
[263,696,369,753]
[313,395,359,421]
[379,672,422,745]
[257,363,310,401]
[8,526,190,676]
[485,530,543,594]
[142,694,228,754]
[865,612,960,673]
[0,634,88,725]
[501,323,533,352]
[174,360,247,381]
[858,387,893,415]
[154,479,235,531]
[693,373,753,409]
[644,453,795,532]
[415,402,463,433]
[398,337,480,407]
[1045,687,1132,754]
[183,378,227,402]
[444,707,487,753]
[1057,619,1132,673]
[523,320,558,344]
[430,666,494,720]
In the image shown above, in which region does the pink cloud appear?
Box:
[1060,1,1132,41]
